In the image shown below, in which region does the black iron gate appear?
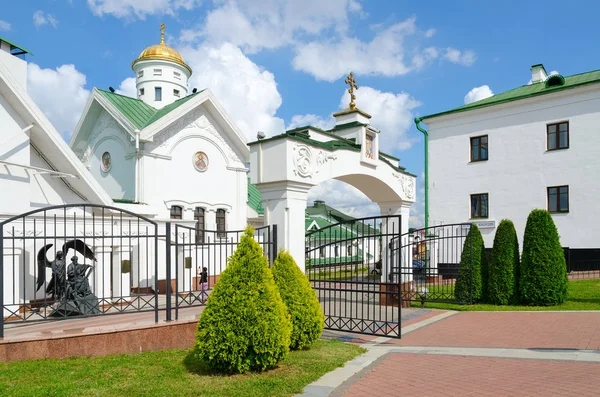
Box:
[306,215,402,338]
[0,204,277,338]
[170,224,277,320]
[395,223,473,305]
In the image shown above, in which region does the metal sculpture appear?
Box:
[36,239,100,317]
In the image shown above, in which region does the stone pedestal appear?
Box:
[379,281,413,308]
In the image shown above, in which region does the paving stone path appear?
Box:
[299,311,600,397]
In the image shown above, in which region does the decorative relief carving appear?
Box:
[393,172,416,200]
[293,144,337,178]
[88,112,129,149]
[293,144,313,177]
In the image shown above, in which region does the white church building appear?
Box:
[417,63,600,269]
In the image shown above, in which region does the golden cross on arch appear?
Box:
[160,23,166,44]
[345,71,358,109]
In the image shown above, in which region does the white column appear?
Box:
[93,246,112,301]
[377,201,411,283]
[258,181,312,271]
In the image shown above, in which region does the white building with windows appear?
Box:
[416,64,600,259]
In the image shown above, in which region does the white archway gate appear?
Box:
[249,102,417,337]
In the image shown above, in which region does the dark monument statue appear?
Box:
[36,239,101,317]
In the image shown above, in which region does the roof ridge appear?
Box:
[96,87,155,106]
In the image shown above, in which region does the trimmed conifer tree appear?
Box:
[488,219,520,305]
[272,250,324,350]
[520,209,568,306]
[454,224,485,303]
[194,228,292,373]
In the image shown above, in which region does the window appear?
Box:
[547,122,569,150]
[174,71,181,79]
[173,89,180,97]
[155,87,162,101]
[319,247,325,258]
[470,135,488,162]
[170,205,183,220]
[138,71,144,78]
[470,193,488,218]
[216,209,226,238]
[334,246,339,257]
[347,245,352,256]
[153,68,162,76]
[548,185,569,213]
[194,207,205,243]
[139,88,145,96]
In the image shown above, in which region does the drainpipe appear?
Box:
[414,117,429,230]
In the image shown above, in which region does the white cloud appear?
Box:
[464,85,494,105]
[0,20,11,31]
[287,114,335,131]
[115,77,136,97]
[27,64,90,139]
[443,47,476,66]
[33,10,59,29]
[308,180,379,219]
[87,0,201,19]
[176,42,285,140]
[181,0,364,53]
[292,18,475,81]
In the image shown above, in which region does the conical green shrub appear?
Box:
[520,209,568,305]
[194,228,292,373]
[488,219,520,305]
[272,250,324,350]
[454,224,485,303]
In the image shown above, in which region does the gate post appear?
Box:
[166,222,172,322]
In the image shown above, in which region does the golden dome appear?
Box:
[131,24,192,75]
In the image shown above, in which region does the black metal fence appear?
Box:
[171,224,276,320]
[306,215,402,338]
[0,204,276,338]
[396,223,473,305]
[563,248,600,280]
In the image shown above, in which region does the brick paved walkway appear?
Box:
[393,311,600,349]
[339,353,600,397]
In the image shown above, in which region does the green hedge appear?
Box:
[488,219,520,305]
[520,209,568,305]
[193,228,292,373]
[272,250,324,350]
[454,224,486,303]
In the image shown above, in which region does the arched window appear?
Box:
[216,209,226,238]
[194,207,205,243]
[170,205,183,220]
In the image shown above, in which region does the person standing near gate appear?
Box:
[200,267,208,303]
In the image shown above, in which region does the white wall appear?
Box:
[427,84,600,249]
[133,59,190,109]
[0,42,27,90]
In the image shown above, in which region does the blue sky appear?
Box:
[3,0,600,227]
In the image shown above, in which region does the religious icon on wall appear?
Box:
[101,152,111,172]
[193,151,209,172]
[365,134,375,159]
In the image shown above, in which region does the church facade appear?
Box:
[69,27,256,233]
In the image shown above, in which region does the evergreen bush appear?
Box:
[454,224,485,303]
[488,219,520,305]
[520,209,568,305]
[193,228,292,373]
[272,250,324,350]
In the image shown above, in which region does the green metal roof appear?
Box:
[0,36,33,55]
[247,179,264,215]
[421,68,600,120]
[97,88,202,130]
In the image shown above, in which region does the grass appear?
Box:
[310,266,369,281]
[0,340,364,397]
[411,279,600,311]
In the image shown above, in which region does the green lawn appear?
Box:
[310,266,369,281]
[412,279,600,311]
[0,340,364,397]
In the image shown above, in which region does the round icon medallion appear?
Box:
[193,151,209,172]
[101,151,111,172]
